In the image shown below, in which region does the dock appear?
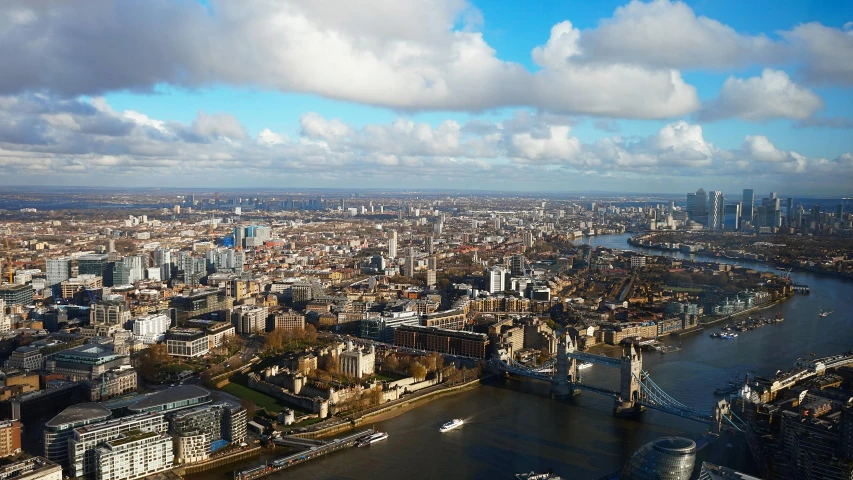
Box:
[234,429,374,480]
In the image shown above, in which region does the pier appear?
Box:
[234,429,374,480]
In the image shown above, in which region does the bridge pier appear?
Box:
[551,335,579,398]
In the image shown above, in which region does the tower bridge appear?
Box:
[493,335,743,431]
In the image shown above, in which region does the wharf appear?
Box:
[233,429,374,480]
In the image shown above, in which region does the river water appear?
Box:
[198,233,853,480]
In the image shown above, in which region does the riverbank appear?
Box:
[699,299,783,328]
[294,377,484,439]
[627,234,853,283]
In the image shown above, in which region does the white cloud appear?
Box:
[192,111,246,140]
[0,0,699,119]
[508,125,581,163]
[0,94,850,191]
[579,0,784,69]
[782,22,853,86]
[701,69,824,121]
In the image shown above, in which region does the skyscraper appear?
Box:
[46,257,72,288]
[724,203,741,231]
[686,193,696,217]
[741,189,754,223]
[694,189,707,221]
[708,191,724,230]
[786,198,794,223]
[402,247,415,278]
[388,230,397,259]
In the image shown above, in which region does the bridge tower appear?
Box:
[614,344,644,417]
[552,336,571,397]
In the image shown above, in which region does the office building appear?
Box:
[488,266,508,294]
[694,189,707,221]
[45,257,72,288]
[44,345,129,381]
[44,403,112,471]
[232,305,268,334]
[338,340,375,378]
[0,420,22,457]
[0,284,33,307]
[93,431,173,480]
[723,203,741,231]
[787,198,795,223]
[90,300,130,326]
[707,191,724,230]
[742,189,754,223]
[359,311,421,343]
[68,412,168,478]
[132,313,171,342]
[273,310,305,332]
[394,325,489,358]
[165,329,210,358]
[621,436,696,480]
[60,275,102,300]
[85,367,137,401]
[78,254,110,279]
[5,346,42,371]
[686,193,696,217]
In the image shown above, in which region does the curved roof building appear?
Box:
[127,385,212,414]
[621,436,696,480]
[45,403,112,470]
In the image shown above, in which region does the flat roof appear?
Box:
[46,403,111,429]
[128,385,211,413]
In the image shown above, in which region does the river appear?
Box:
[196,233,853,479]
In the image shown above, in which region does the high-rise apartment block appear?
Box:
[387,230,398,259]
[68,412,168,478]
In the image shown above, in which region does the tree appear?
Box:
[409,361,427,381]
[383,354,399,372]
[240,398,257,419]
[305,324,318,345]
[222,335,245,355]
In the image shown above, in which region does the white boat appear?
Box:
[357,432,388,447]
[577,362,593,370]
[440,419,464,432]
[516,471,563,479]
[819,307,833,317]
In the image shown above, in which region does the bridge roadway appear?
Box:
[564,350,622,368]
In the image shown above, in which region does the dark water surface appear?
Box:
[197,233,853,479]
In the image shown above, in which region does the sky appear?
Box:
[0,0,852,195]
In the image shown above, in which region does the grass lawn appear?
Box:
[370,372,405,382]
[664,285,706,293]
[219,383,289,414]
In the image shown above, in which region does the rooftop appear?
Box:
[46,403,112,429]
[128,385,211,413]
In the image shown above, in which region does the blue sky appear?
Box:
[1,0,852,193]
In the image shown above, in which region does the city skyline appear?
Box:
[1,1,852,193]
